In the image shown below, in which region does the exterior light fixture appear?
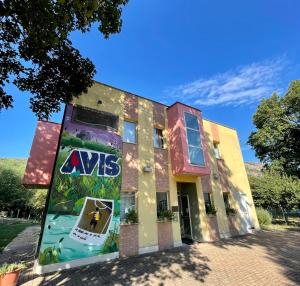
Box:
[143,165,152,173]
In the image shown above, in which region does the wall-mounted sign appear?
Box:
[38,104,122,266]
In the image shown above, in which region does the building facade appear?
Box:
[23,81,259,273]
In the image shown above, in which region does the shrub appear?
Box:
[206,205,217,215]
[0,263,26,275]
[124,209,138,224]
[226,207,237,215]
[157,210,175,221]
[256,208,272,226]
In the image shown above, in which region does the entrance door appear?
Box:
[178,194,192,239]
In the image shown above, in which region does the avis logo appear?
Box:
[60,149,121,177]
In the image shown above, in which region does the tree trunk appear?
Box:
[279,205,288,225]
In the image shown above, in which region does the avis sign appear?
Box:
[60,149,121,177]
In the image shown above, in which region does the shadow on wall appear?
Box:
[204,129,255,236]
[23,245,211,285]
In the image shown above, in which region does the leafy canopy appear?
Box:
[0,0,128,119]
[248,80,300,177]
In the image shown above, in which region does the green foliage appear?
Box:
[0,169,28,210]
[226,207,237,215]
[248,80,300,177]
[256,208,272,226]
[0,158,46,219]
[0,223,36,252]
[1,0,128,119]
[124,209,138,224]
[157,210,175,221]
[205,205,217,215]
[38,246,61,266]
[100,224,119,254]
[47,135,121,216]
[61,134,121,157]
[0,262,26,275]
[249,170,300,211]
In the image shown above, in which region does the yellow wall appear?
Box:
[72,82,125,137]
[137,98,158,248]
[203,119,259,233]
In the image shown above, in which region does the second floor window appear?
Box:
[184,112,205,166]
[213,143,221,159]
[154,128,164,148]
[123,121,136,143]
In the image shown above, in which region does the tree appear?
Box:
[248,80,300,177]
[0,169,28,211]
[0,0,128,119]
[249,169,300,224]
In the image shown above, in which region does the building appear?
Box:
[23,81,259,273]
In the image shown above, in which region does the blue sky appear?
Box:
[1,0,299,162]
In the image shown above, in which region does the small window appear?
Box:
[120,192,136,221]
[156,192,168,216]
[213,143,221,159]
[154,128,164,148]
[204,193,212,210]
[123,121,137,143]
[223,192,230,209]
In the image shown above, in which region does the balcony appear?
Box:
[167,102,210,176]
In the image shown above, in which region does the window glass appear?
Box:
[184,112,199,130]
[184,112,205,166]
[156,192,168,215]
[213,143,221,159]
[120,192,135,221]
[204,193,212,210]
[223,193,230,208]
[186,129,201,147]
[188,146,205,166]
[123,121,136,143]
[73,106,118,130]
[154,128,164,148]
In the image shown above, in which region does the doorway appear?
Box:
[178,194,193,239]
[177,183,201,242]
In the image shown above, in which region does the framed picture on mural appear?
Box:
[70,197,114,246]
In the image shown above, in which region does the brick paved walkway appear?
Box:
[19,230,300,286]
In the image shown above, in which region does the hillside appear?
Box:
[0,158,27,177]
[245,162,263,177]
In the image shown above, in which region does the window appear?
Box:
[184,112,205,166]
[154,128,164,148]
[120,192,136,221]
[73,105,118,130]
[123,121,136,143]
[204,193,216,215]
[213,143,221,159]
[156,192,168,216]
[223,192,230,209]
[204,193,212,210]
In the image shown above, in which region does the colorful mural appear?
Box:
[38,104,122,266]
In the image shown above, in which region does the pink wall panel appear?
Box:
[23,121,61,188]
[167,102,210,176]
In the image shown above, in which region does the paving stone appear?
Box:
[12,230,300,285]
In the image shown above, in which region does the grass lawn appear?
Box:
[0,223,36,252]
[262,224,300,232]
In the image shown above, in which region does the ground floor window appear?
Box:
[204,192,216,215]
[156,192,169,217]
[223,192,230,208]
[120,192,136,221]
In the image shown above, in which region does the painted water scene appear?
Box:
[38,104,122,266]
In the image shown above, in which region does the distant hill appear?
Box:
[0,158,27,177]
[245,162,263,177]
